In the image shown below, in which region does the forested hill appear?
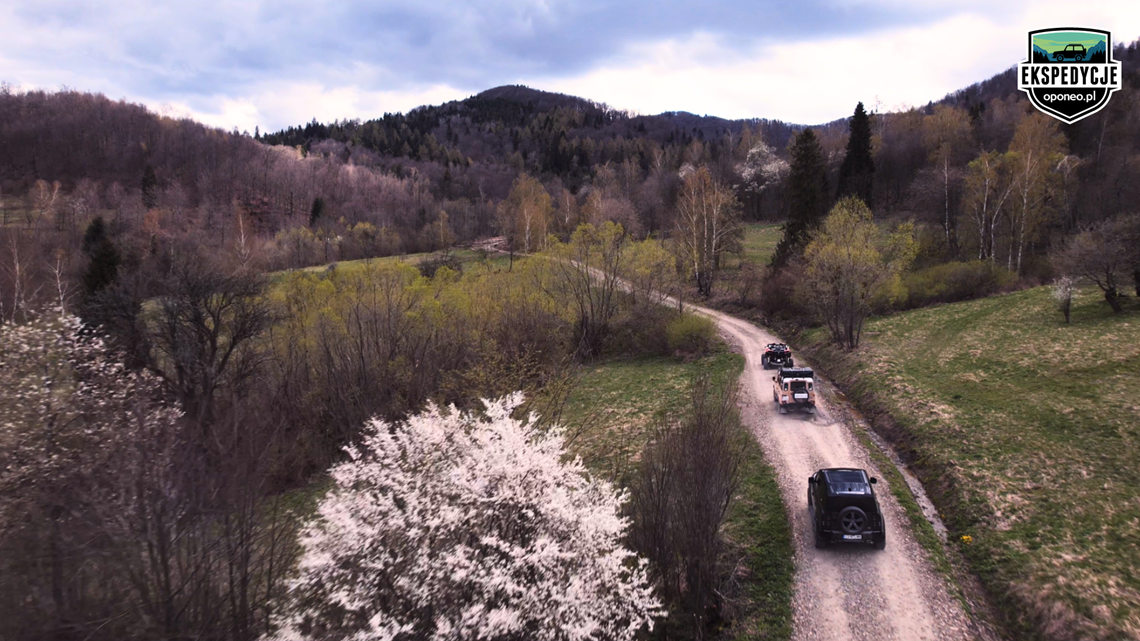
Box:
[260,84,802,182]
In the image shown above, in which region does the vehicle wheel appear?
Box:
[1075,54,1084,61]
[787,358,794,367]
[761,355,769,369]
[874,532,886,551]
[839,506,867,535]
[814,524,828,549]
[779,405,788,414]
[1054,53,1064,61]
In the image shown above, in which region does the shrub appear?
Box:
[758,263,813,325]
[902,261,1017,309]
[666,312,716,355]
[272,394,661,641]
[630,375,746,637]
[417,253,463,278]
[610,304,673,356]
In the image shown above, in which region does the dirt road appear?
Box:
[692,306,979,641]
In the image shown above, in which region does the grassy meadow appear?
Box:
[740,223,783,266]
[800,286,1140,639]
[559,349,794,640]
[723,222,782,270]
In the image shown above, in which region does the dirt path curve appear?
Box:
[688,306,979,641]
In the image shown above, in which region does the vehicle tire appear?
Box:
[839,506,867,535]
[813,516,827,549]
[779,405,787,414]
[1054,52,1064,61]
[1075,54,1084,61]
[787,358,794,367]
[761,355,769,369]
[874,532,886,551]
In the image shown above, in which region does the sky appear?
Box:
[2,0,1139,132]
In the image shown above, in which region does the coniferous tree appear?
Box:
[772,129,829,267]
[141,165,158,209]
[835,102,875,210]
[309,196,325,227]
[81,216,120,296]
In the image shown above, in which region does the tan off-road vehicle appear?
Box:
[772,367,816,414]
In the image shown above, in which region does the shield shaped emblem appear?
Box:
[1017,28,1122,124]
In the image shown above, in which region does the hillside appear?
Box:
[799,287,1140,640]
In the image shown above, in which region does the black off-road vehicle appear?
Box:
[761,343,793,369]
[808,468,886,550]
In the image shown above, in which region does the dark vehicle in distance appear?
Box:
[761,343,793,369]
[1053,44,1086,61]
[808,468,886,550]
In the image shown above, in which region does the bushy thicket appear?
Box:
[666,312,717,355]
[901,260,1017,309]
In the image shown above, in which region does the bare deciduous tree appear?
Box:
[631,374,746,639]
[1054,217,1132,313]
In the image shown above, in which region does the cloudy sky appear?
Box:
[2,1,1138,132]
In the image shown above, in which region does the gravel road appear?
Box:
[692,305,980,641]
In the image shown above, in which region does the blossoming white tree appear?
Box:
[736,139,790,196]
[272,393,661,641]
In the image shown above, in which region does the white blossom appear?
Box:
[736,140,790,195]
[271,393,661,641]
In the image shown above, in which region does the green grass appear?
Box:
[736,223,783,267]
[267,248,512,286]
[800,286,1140,640]
[559,351,743,482]
[559,349,793,640]
[724,442,795,641]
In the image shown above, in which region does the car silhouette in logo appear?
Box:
[1053,44,1086,61]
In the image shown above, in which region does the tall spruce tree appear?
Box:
[309,196,325,227]
[81,216,120,296]
[772,128,829,267]
[835,102,875,209]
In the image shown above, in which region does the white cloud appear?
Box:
[2,0,1138,131]
[162,82,469,133]
[535,2,1140,124]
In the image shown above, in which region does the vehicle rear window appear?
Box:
[825,470,869,494]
